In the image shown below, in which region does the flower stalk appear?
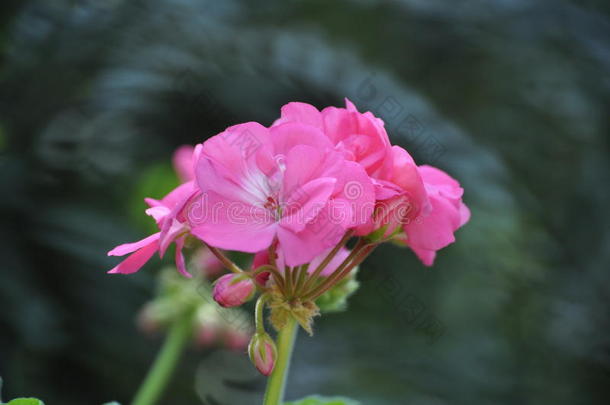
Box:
[262,317,299,405]
[131,313,193,405]
[205,244,243,274]
[301,231,353,293]
[302,241,375,301]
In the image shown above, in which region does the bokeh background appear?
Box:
[1,1,609,404]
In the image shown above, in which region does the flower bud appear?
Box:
[248,332,277,376]
[365,195,412,242]
[212,273,256,307]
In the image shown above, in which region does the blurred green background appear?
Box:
[1,1,609,404]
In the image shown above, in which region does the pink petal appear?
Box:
[344,98,358,111]
[320,106,352,145]
[459,202,471,226]
[108,237,160,274]
[196,126,275,205]
[321,103,393,177]
[174,237,192,278]
[160,181,197,210]
[252,250,269,269]
[281,177,337,233]
[159,219,187,257]
[281,145,325,193]
[190,190,277,253]
[108,233,161,256]
[419,165,463,201]
[269,123,333,156]
[277,226,324,267]
[278,206,346,267]
[308,247,351,276]
[405,194,461,251]
[332,160,375,227]
[411,246,437,267]
[274,102,323,129]
[392,146,428,217]
[145,206,170,224]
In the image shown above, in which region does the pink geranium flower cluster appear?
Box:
[108,99,470,374]
[108,99,468,276]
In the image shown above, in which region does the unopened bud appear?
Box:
[212,273,256,308]
[248,332,277,376]
[365,195,411,242]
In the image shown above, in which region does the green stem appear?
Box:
[205,244,243,274]
[263,318,298,405]
[302,239,368,299]
[255,294,268,333]
[131,314,193,405]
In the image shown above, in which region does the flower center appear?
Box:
[263,196,282,220]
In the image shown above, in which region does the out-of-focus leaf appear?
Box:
[6,399,45,405]
[284,396,360,405]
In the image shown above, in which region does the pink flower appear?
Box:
[401,165,470,266]
[274,99,394,179]
[212,273,256,308]
[107,146,199,276]
[190,122,374,266]
[248,332,277,376]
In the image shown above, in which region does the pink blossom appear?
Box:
[107,147,199,276]
[402,165,470,266]
[190,122,374,266]
[274,99,394,179]
[213,273,256,308]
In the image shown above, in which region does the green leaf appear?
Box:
[101,402,121,405]
[284,395,361,405]
[6,399,45,405]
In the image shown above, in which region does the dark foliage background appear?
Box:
[1,1,609,404]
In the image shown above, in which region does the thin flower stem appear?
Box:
[302,239,367,297]
[262,317,298,405]
[205,244,243,274]
[255,295,268,333]
[269,241,278,269]
[301,230,354,293]
[284,265,293,297]
[302,241,371,300]
[252,265,285,291]
[131,313,193,405]
[293,264,309,293]
[308,245,377,300]
[271,273,286,295]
